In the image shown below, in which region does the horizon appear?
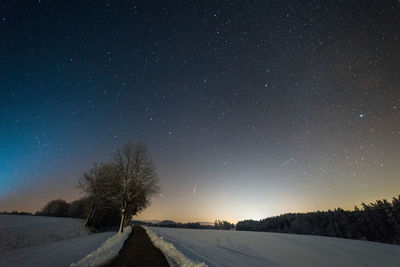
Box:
[1,1,400,223]
[2,192,399,224]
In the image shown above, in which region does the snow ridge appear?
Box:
[70,226,132,267]
[144,226,207,267]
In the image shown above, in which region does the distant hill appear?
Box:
[141,220,162,224]
[131,220,215,229]
[134,220,213,226]
[199,221,214,226]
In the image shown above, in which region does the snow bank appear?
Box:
[0,215,90,253]
[70,226,132,267]
[144,226,207,267]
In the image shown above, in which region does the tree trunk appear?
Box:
[84,205,95,227]
[124,207,134,226]
[118,208,125,233]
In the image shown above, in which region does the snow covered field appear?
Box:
[3,215,400,267]
[0,215,129,267]
[0,215,90,252]
[144,226,206,267]
[148,227,400,267]
[1,231,114,267]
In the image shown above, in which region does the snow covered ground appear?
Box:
[144,226,206,267]
[3,215,400,267]
[148,227,400,267]
[0,215,90,252]
[0,215,129,267]
[71,226,131,267]
[1,231,114,267]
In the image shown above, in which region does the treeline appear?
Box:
[33,143,160,233]
[36,197,121,231]
[0,211,33,216]
[214,220,235,230]
[36,198,90,219]
[133,220,214,229]
[236,195,400,244]
[133,219,235,230]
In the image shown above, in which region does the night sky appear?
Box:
[1,1,400,222]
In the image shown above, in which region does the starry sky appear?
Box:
[1,1,400,222]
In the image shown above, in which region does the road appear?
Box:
[102,226,169,267]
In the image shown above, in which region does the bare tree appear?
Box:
[41,199,69,217]
[78,163,118,227]
[78,143,160,232]
[113,143,160,233]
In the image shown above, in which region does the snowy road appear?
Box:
[0,231,114,267]
[149,227,400,267]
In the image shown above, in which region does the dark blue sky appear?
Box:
[1,1,400,222]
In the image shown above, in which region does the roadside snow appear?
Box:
[149,227,400,267]
[144,226,206,267]
[70,226,132,267]
[0,231,114,267]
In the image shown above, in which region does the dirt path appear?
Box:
[102,226,170,267]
